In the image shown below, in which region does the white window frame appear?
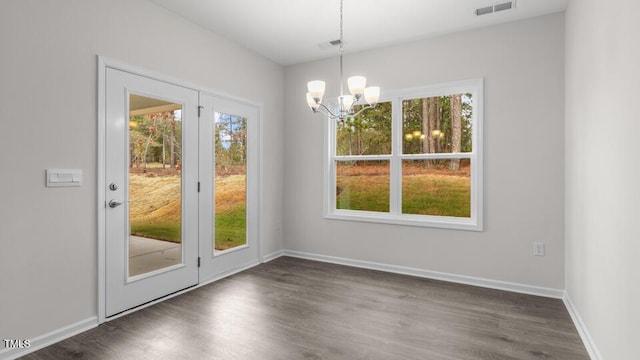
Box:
[323,78,483,231]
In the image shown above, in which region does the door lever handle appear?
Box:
[108,200,123,208]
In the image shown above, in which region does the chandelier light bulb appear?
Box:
[307,80,326,101]
[306,93,320,111]
[348,76,367,98]
[364,86,380,105]
[339,95,354,112]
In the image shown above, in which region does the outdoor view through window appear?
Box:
[128,94,183,276]
[214,112,248,253]
[333,91,474,221]
[127,97,249,277]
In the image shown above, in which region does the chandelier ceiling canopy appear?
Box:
[305,0,380,121]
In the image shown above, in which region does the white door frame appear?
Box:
[198,93,262,283]
[97,56,263,323]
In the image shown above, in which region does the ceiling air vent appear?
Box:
[476,5,494,16]
[494,1,513,12]
[476,1,515,16]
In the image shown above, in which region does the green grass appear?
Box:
[337,176,389,212]
[129,173,248,250]
[215,206,247,251]
[130,209,247,249]
[402,175,470,217]
[337,174,471,217]
[131,222,181,243]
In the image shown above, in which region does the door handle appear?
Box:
[108,200,123,208]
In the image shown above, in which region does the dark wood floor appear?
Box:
[24,257,589,359]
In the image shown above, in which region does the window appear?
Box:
[325,79,483,230]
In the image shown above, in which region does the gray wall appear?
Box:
[0,0,284,341]
[10,0,638,357]
[565,0,640,358]
[284,14,566,289]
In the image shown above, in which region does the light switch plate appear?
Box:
[46,169,82,187]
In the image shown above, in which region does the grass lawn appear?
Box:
[130,222,181,242]
[130,165,470,249]
[129,173,247,250]
[337,166,471,217]
[402,174,470,217]
[215,206,246,251]
[214,175,247,251]
[337,175,390,212]
[129,174,181,243]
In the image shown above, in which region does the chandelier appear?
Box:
[305,0,380,121]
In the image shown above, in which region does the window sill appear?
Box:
[324,210,483,231]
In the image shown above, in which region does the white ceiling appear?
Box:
[148,0,568,66]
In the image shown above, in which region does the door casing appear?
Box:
[97,56,263,323]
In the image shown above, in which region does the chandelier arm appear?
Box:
[315,102,340,119]
[350,103,378,118]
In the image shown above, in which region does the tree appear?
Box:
[450,94,462,170]
[428,97,438,154]
[129,111,181,169]
[337,102,392,156]
[215,113,247,176]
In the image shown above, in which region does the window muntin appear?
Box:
[326,79,483,231]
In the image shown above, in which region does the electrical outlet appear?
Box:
[533,241,545,256]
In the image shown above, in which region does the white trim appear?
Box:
[282,250,564,299]
[0,317,97,360]
[198,259,261,286]
[324,78,484,231]
[563,292,602,360]
[213,244,249,257]
[97,56,107,323]
[97,55,264,323]
[325,211,483,231]
[256,104,264,262]
[262,249,285,263]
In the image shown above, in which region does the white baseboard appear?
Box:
[262,249,284,263]
[2,251,575,360]
[563,292,602,360]
[282,250,565,299]
[198,259,261,286]
[0,317,98,360]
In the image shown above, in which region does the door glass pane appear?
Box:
[336,160,390,212]
[214,112,247,253]
[402,94,473,154]
[402,159,471,217]
[128,94,183,276]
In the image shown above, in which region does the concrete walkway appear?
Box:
[128,236,181,276]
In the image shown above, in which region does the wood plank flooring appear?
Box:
[23,257,589,359]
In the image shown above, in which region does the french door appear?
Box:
[105,68,199,317]
[198,94,260,280]
[102,64,260,318]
